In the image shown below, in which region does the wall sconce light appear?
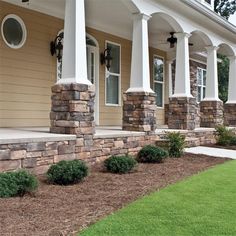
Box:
[100,48,112,71]
[50,32,64,62]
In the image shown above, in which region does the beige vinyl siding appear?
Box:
[0,1,63,127]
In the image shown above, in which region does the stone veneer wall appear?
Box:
[168,97,197,130]
[200,101,224,127]
[0,128,219,174]
[122,92,156,133]
[224,104,236,126]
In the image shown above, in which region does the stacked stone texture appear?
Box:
[224,104,236,126]
[122,92,157,133]
[50,83,95,141]
[168,97,197,130]
[0,140,76,174]
[200,100,224,127]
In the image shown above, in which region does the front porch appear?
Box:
[0,126,218,174]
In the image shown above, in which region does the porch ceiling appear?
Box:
[3,0,228,60]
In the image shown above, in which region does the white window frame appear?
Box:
[105,40,121,107]
[197,67,206,103]
[1,14,27,49]
[153,55,165,109]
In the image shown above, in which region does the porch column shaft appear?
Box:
[127,13,154,93]
[59,0,91,85]
[173,33,192,97]
[227,56,236,103]
[204,46,219,101]
[167,61,173,97]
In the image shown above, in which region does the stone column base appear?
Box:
[224,103,236,126]
[122,92,156,133]
[200,100,224,128]
[168,97,196,130]
[50,83,95,138]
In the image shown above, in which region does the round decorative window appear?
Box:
[1,14,27,49]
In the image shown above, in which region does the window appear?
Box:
[153,56,164,108]
[197,68,206,102]
[105,41,121,106]
[1,14,27,49]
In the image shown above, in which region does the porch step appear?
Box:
[156,137,200,148]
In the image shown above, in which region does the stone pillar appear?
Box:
[200,46,223,127]
[50,84,95,138]
[123,13,156,133]
[168,33,196,130]
[224,56,236,126]
[122,92,156,133]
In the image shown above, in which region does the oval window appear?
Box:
[1,14,27,49]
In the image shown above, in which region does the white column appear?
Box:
[204,46,219,101]
[227,56,236,103]
[172,33,192,97]
[167,60,173,97]
[127,13,154,93]
[59,0,91,85]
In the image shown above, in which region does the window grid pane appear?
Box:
[106,75,119,105]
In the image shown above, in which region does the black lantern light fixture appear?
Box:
[50,32,64,62]
[22,0,29,2]
[100,48,112,71]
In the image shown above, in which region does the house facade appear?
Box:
[0,0,236,173]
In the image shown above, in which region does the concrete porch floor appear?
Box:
[0,126,216,145]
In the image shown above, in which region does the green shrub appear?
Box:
[215,125,236,146]
[0,170,38,198]
[104,155,137,174]
[167,132,186,158]
[47,160,88,185]
[137,145,168,163]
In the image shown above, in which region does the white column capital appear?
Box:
[174,32,191,39]
[205,46,219,52]
[132,13,151,21]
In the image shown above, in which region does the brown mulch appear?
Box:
[0,154,228,236]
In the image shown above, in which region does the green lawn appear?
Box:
[80,160,236,236]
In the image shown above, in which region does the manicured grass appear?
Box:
[80,160,236,236]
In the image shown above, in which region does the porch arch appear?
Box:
[150,12,184,33]
[217,43,235,57]
[190,30,213,47]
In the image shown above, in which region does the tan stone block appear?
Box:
[54,154,76,163]
[114,140,124,149]
[42,150,58,157]
[0,150,10,160]
[0,160,21,172]
[76,138,84,147]
[10,150,26,160]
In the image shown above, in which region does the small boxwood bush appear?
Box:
[216,125,236,146]
[0,170,38,198]
[167,132,186,158]
[104,155,137,174]
[47,160,88,185]
[137,145,168,163]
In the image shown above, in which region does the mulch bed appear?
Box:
[0,154,228,236]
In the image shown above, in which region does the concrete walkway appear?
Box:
[185,146,236,160]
